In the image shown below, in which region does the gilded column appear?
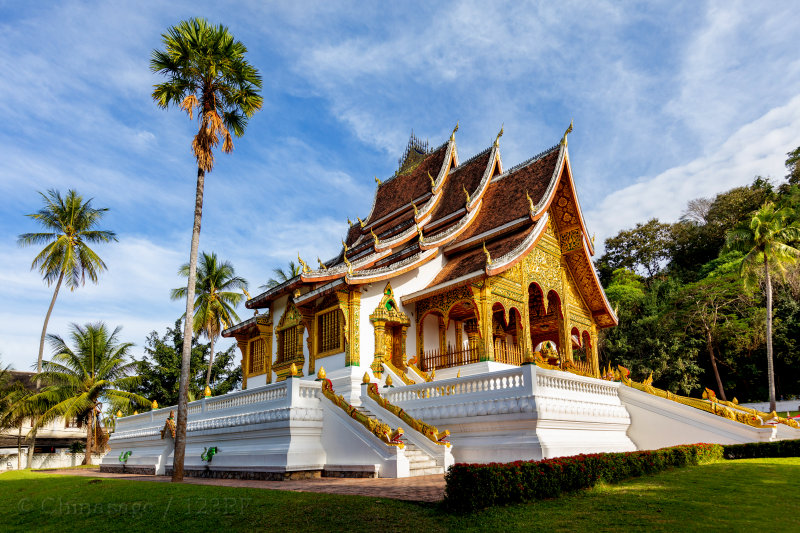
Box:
[237,339,249,389]
[372,321,386,375]
[590,323,600,377]
[438,315,447,354]
[454,321,463,350]
[399,325,409,368]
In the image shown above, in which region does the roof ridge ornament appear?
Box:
[415,221,424,243]
[463,184,471,205]
[412,202,419,217]
[317,257,328,270]
[428,171,436,190]
[560,119,573,147]
[371,228,380,246]
[591,233,596,247]
[357,217,366,228]
[526,190,538,215]
[298,253,311,274]
[493,124,504,147]
[450,121,459,142]
[347,217,353,226]
[375,176,382,186]
[342,240,353,275]
[483,241,492,265]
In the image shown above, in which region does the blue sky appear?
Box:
[1,1,799,371]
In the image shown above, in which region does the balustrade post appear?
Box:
[201,397,207,414]
[521,362,537,397]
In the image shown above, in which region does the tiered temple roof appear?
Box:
[245,125,617,329]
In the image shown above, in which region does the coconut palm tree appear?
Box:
[260,260,302,290]
[151,17,262,481]
[17,189,117,382]
[31,322,148,465]
[171,252,247,388]
[725,202,800,412]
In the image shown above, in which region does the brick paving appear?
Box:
[36,468,446,503]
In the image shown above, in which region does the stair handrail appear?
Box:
[366,382,450,446]
[383,361,416,385]
[319,378,405,447]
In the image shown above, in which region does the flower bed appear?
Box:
[444,443,723,511]
[722,438,800,459]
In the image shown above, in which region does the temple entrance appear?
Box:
[384,323,406,369]
[369,283,411,375]
[529,283,563,359]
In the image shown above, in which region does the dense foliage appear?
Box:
[596,153,800,402]
[444,443,723,511]
[130,319,242,409]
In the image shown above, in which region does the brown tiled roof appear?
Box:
[451,147,560,246]
[366,142,449,224]
[427,148,492,225]
[428,226,533,287]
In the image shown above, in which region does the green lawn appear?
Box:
[1,458,799,532]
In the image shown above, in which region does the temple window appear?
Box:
[250,337,266,374]
[316,306,344,357]
[277,326,298,363]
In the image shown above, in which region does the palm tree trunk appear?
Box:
[26,425,37,469]
[36,271,64,388]
[173,166,205,482]
[83,412,93,466]
[17,424,22,470]
[764,256,776,413]
[205,336,215,388]
[706,328,727,401]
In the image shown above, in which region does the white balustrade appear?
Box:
[383,367,528,404]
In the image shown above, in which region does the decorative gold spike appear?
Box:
[385,374,393,387]
[456,370,461,378]
[371,228,380,246]
[297,253,311,274]
[362,372,371,384]
[317,367,326,380]
[526,190,537,215]
[317,257,327,270]
[243,288,251,301]
[357,217,365,228]
[290,363,298,376]
[133,411,138,415]
[151,400,158,409]
[591,233,596,246]
[204,386,211,397]
[463,184,471,205]
[415,222,424,243]
[116,410,123,418]
[347,217,353,226]
[732,397,739,405]
[450,121,459,141]
[560,119,573,147]
[412,203,419,217]
[343,253,353,275]
[375,176,382,185]
[428,171,436,190]
[342,239,348,252]
[494,123,504,147]
[483,242,492,265]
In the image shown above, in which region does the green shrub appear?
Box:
[723,439,800,459]
[444,443,723,511]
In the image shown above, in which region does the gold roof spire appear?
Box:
[415,222,424,243]
[526,190,538,215]
[375,176,382,185]
[357,217,365,228]
[371,228,380,246]
[560,119,573,147]
[494,123,504,147]
[317,257,328,270]
[463,184,471,205]
[297,253,311,274]
[428,171,436,190]
[450,121,459,142]
[412,202,419,217]
[342,240,353,274]
[483,242,492,265]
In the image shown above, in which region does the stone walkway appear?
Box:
[36,468,446,503]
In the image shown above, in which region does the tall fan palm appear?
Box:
[171,252,247,388]
[725,202,800,412]
[31,323,148,465]
[260,260,302,290]
[17,189,117,380]
[151,17,262,482]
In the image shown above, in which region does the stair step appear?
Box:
[409,466,444,476]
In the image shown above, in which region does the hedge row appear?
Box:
[722,438,800,459]
[444,443,722,511]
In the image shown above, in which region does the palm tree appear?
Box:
[725,202,800,412]
[17,189,117,383]
[171,252,247,388]
[31,323,148,465]
[151,17,262,482]
[260,260,302,290]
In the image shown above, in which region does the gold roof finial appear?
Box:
[450,121,459,142]
[560,119,573,147]
[347,217,352,226]
[483,241,492,265]
[243,288,251,301]
[526,190,538,215]
[357,217,365,228]
[463,184,471,205]
[415,222,424,243]
[371,228,380,246]
[412,203,419,217]
[290,363,298,376]
[591,233,596,246]
[362,372,371,384]
[342,240,353,275]
[494,123,504,147]
[204,386,212,397]
[375,176,382,185]
[298,253,311,274]
[428,170,436,190]
[317,257,328,270]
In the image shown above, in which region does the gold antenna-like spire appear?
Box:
[494,124,504,147]
[371,228,380,246]
[298,253,311,274]
[243,288,251,301]
[416,222,424,243]
[428,171,436,190]
[347,217,352,226]
[560,119,573,147]
[375,176,382,185]
[591,233,596,246]
[463,184,471,205]
[526,190,537,215]
[483,242,492,265]
[357,217,365,228]
[450,121,459,141]
[412,203,419,217]
[317,257,327,270]
[342,240,353,275]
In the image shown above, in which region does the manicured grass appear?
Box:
[33,464,99,471]
[1,459,799,532]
